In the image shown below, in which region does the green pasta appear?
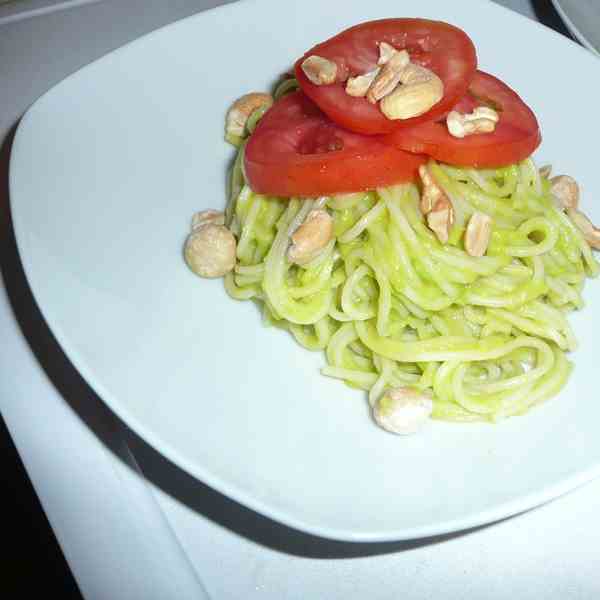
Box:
[221,136,598,422]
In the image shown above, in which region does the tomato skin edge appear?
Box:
[245,146,427,198]
[392,128,542,168]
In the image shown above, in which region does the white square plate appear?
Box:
[10,0,600,541]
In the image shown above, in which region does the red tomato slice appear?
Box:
[294,19,477,135]
[244,91,426,197]
[384,71,541,167]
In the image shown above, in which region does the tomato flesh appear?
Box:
[384,71,541,167]
[244,91,427,197]
[294,18,477,135]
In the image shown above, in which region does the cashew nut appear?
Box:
[373,387,433,435]
[225,92,273,139]
[550,175,579,211]
[301,55,337,85]
[379,64,444,120]
[427,196,454,244]
[346,68,380,98]
[447,106,499,138]
[191,209,225,230]
[366,49,410,104]
[418,164,448,215]
[464,212,493,257]
[184,223,237,278]
[568,209,600,250]
[377,41,396,66]
[287,209,334,266]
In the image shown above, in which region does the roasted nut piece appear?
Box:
[366,49,410,104]
[568,209,600,250]
[464,212,493,257]
[225,93,273,138]
[287,209,334,265]
[377,41,396,65]
[191,209,225,230]
[538,164,552,179]
[373,387,433,435]
[346,68,380,97]
[427,196,454,244]
[301,55,338,85]
[550,175,579,211]
[418,164,448,215]
[184,224,236,278]
[446,106,499,138]
[379,64,444,120]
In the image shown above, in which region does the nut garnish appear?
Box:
[346,68,380,97]
[184,223,237,278]
[464,212,493,257]
[550,175,579,211]
[539,164,552,179]
[191,209,225,230]
[373,387,433,435]
[342,42,444,121]
[366,49,410,104]
[568,209,600,250]
[225,93,273,139]
[446,106,499,138]
[418,164,448,215]
[427,196,454,244]
[287,209,334,265]
[379,64,444,120]
[377,41,397,65]
[301,55,338,85]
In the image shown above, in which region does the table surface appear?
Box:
[2,1,599,599]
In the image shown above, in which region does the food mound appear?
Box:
[182,19,600,436]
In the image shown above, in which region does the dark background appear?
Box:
[2,416,83,598]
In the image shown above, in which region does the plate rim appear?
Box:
[550,0,600,56]
[9,0,600,542]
